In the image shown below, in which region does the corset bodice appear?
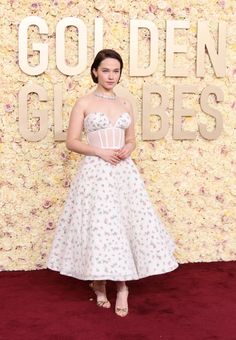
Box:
[83,112,131,149]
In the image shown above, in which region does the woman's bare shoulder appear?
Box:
[119,96,133,112]
[73,92,94,110]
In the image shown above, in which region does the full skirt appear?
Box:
[47,155,179,281]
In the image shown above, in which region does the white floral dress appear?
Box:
[47,111,179,280]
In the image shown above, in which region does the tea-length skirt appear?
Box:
[47,154,179,280]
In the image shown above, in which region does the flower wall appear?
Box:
[0,0,236,270]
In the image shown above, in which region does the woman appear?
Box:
[47,49,179,317]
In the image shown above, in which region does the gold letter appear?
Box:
[18,16,48,75]
[19,83,48,141]
[54,84,66,141]
[173,85,197,140]
[130,19,158,76]
[56,17,87,75]
[197,21,226,77]
[166,20,190,77]
[199,86,224,140]
[94,18,103,55]
[143,84,169,140]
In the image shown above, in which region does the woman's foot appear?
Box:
[115,286,129,317]
[89,281,111,308]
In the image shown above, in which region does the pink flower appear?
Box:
[43,200,52,209]
[4,103,14,112]
[148,4,157,13]
[47,161,54,167]
[46,221,54,230]
[63,180,71,188]
[216,194,224,203]
[185,7,191,14]
[220,145,228,155]
[30,208,37,215]
[199,186,206,195]
[31,2,40,9]
[66,81,75,91]
[149,142,156,149]
[217,0,225,9]
[198,148,203,156]
[60,152,69,160]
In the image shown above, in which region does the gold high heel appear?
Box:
[89,281,111,308]
[115,286,129,317]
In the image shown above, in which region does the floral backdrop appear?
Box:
[0,0,236,270]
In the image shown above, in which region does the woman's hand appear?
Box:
[96,143,134,164]
[115,143,133,160]
[97,148,122,165]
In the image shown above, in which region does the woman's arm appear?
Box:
[124,100,136,152]
[66,98,100,156]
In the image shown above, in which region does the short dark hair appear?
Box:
[90,49,123,83]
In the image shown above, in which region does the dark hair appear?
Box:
[90,49,123,83]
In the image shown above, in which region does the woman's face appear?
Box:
[93,58,121,90]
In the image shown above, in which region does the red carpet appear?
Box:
[1,261,236,340]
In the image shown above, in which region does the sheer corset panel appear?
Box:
[87,127,125,149]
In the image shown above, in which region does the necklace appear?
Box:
[94,91,117,100]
